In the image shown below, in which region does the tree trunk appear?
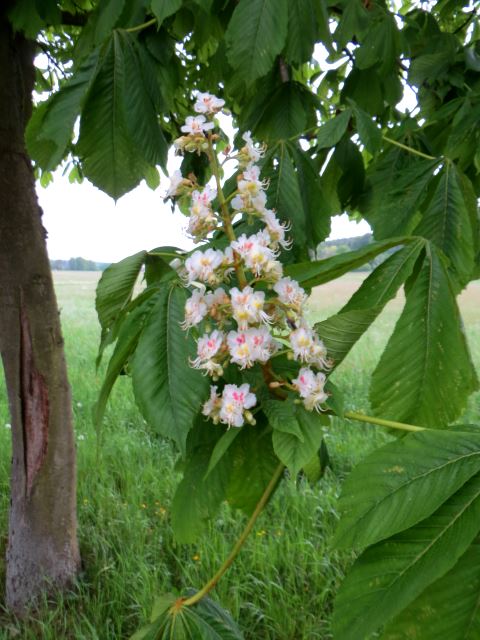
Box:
[0,11,80,613]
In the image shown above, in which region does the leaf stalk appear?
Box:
[345,410,425,432]
[182,463,285,607]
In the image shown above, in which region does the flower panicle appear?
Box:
[169,91,331,426]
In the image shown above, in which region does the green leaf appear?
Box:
[119,33,169,170]
[415,162,475,285]
[352,104,382,153]
[171,422,230,543]
[285,237,410,289]
[333,429,480,550]
[370,246,478,427]
[317,109,351,149]
[254,82,319,141]
[272,407,327,477]
[150,594,176,621]
[131,285,209,455]
[26,50,101,170]
[267,143,307,247]
[283,0,316,65]
[93,296,156,428]
[95,250,146,346]
[262,398,304,440]
[334,472,480,640]
[76,33,150,199]
[381,540,480,640]
[226,426,280,514]
[182,594,244,639]
[355,13,400,75]
[225,0,289,86]
[315,240,425,366]
[151,0,182,25]
[362,152,439,240]
[316,308,380,368]
[302,439,330,483]
[291,146,332,245]
[204,428,241,479]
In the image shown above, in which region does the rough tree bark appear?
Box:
[0,9,80,612]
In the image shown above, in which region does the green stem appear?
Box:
[124,17,157,33]
[382,135,438,161]
[207,136,248,289]
[345,410,426,433]
[182,463,285,607]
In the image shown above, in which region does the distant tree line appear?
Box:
[315,233,396,271]
[50,257,110,271]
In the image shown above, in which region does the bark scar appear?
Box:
[20,302,49,497]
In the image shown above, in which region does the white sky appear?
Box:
[38,172,371,263]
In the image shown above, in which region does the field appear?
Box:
[0,271,479,639]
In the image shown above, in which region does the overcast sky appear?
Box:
[38,170,371,263]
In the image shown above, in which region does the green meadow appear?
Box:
[0,272,478,639]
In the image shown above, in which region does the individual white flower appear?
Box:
[185,249,224,284]
[227,330,253,369]
[166,170,192,199]
[194,92,225,114]
[231,189,267,214]
[273,277,307,310]
[191,186,216,209]
[227,327,276,368]
[290,324,315,361]
[231,234,277,276]
[202,386,222,422]
[290,324,331,369]
[181,115,215,135]
[309,340,331,370]
[262,209,292,249]
[263,259,283,282]
[187,187,218,238]
[219,383,257,427]
[191,330,225,377]
[182,289,208,329]
[230,286,271,329]
[238,165,266,199]
[238,131,265,166]
[247,326,277,362]
[292,367,328,412]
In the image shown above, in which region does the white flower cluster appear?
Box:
[168,92,331,427]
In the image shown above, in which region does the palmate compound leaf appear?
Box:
[333,470,480,640]
[370,245,478,427]
[315,239,425,367]
[333,429,480,550]
[225,0,289,87]
[381,539,480,640]
[131,284,209,456]
[131,592,244,639]
[285,237,411,289]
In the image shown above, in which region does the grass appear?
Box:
[0,271,478,639]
